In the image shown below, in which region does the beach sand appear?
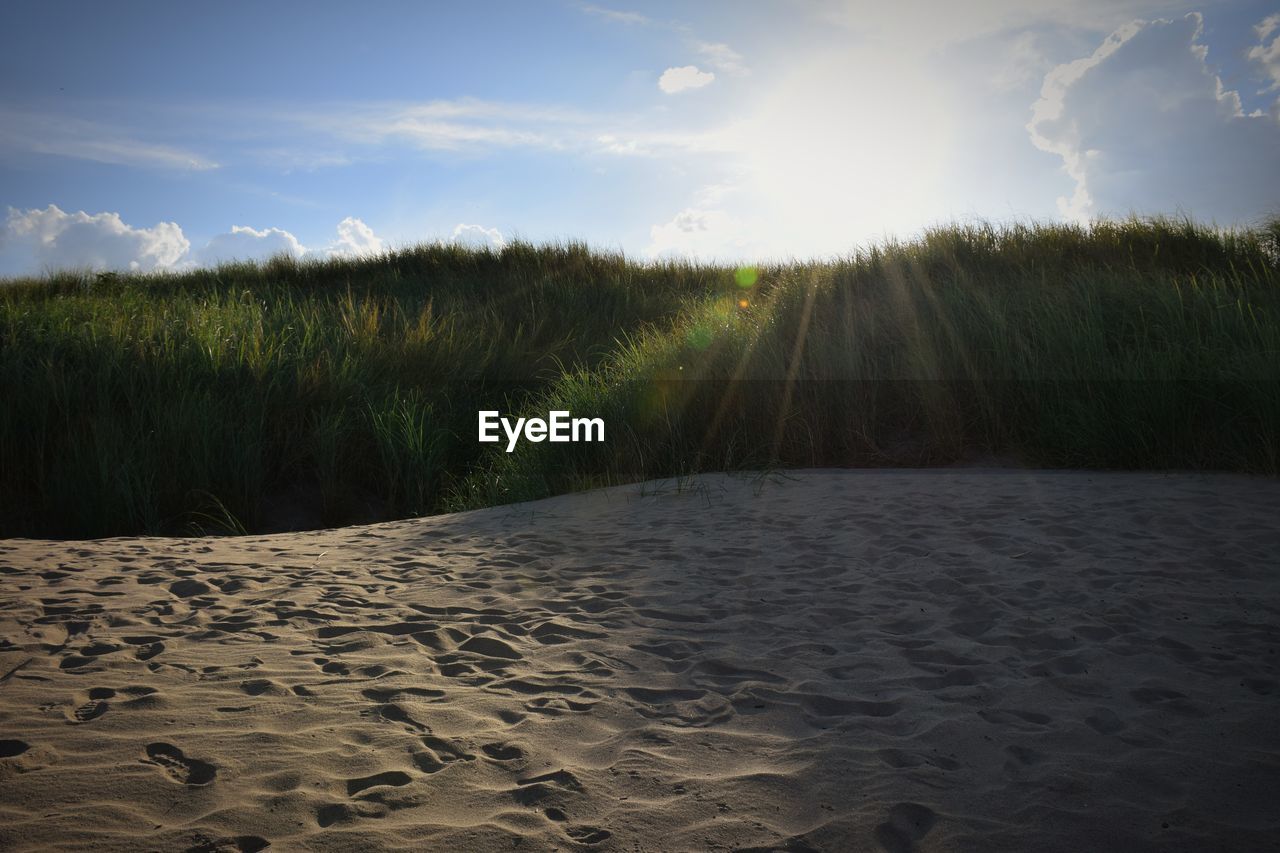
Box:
[0,469,1277,852]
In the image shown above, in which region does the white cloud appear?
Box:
[1028,13,1280,222]
[988,31,1047,91]
[292,97,729,161]
[659,65,716,94]
[580,4,651,26]
[805,0,1214,51]
[595,134,646,155]
[196,225,307,266]
[696,41,749,75]
[248,148,353,171]
[323,217,384,258]
[195,217,381,265]
[28,94,718,172]
[580,5,748,79]
[592,128,723,157]
[367,119,550,150]
[312,99,589,153]
[0,205,189,275]
[0,109,217,171]
[451,224,506,251]
[1249,13,1280,94]
[645,206,753,259]
[0,210,389,276]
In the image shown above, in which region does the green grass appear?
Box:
[2,217,1277,538]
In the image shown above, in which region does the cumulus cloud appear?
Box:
[645,206,752,259]
[451,223,506,251]
[0,205,189,275]
[0,210,388,276]
[195,217,380,266]
[659,65,716,94]
[1028,13,1280,223]
[323,217,384,258]
[191,217,382,267]
[1249,14,1280,94]
[195,225,307,266]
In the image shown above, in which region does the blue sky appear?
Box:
[1,0,1278,275]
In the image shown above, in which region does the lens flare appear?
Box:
[686,324,713,350]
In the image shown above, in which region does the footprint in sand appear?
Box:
[169,579,212,598]
[346,770,412,797]
[1084,707,1127,735]
[437,661,476,678]
[0,739,30,758]
[135,641,165,661]
[977,708,1052,730]
[315,801,386,827]
[239,679,285,697]
[480,742,525,762]
[801,693,902,719]
[315,803,355,828]
[360,687,445,703]
[142,742,217,786]
[1130,686,1206,717]
[524,697,598,716]
[513,769,583,806]
[1003,744,1046,776]
[529,621,607,645]
[1242,678,1276,696]
[184,835,270,853]
[565,825,612,845]
[373,702,430,730]
[876,748,961,771]
[457,635,522,660]
[412,734,475,773]
[68,687,115,723]
[874,802,937,853]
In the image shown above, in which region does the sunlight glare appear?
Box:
[732,48,954,257]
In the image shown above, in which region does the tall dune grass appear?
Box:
[2,219,1277,537]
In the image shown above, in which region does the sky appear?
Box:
[1,0,1278,275]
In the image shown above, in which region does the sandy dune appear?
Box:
[0,470,1277,852]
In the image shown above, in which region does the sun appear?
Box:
[727,47,955,256]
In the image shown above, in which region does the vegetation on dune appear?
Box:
[2,218,1278,538]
